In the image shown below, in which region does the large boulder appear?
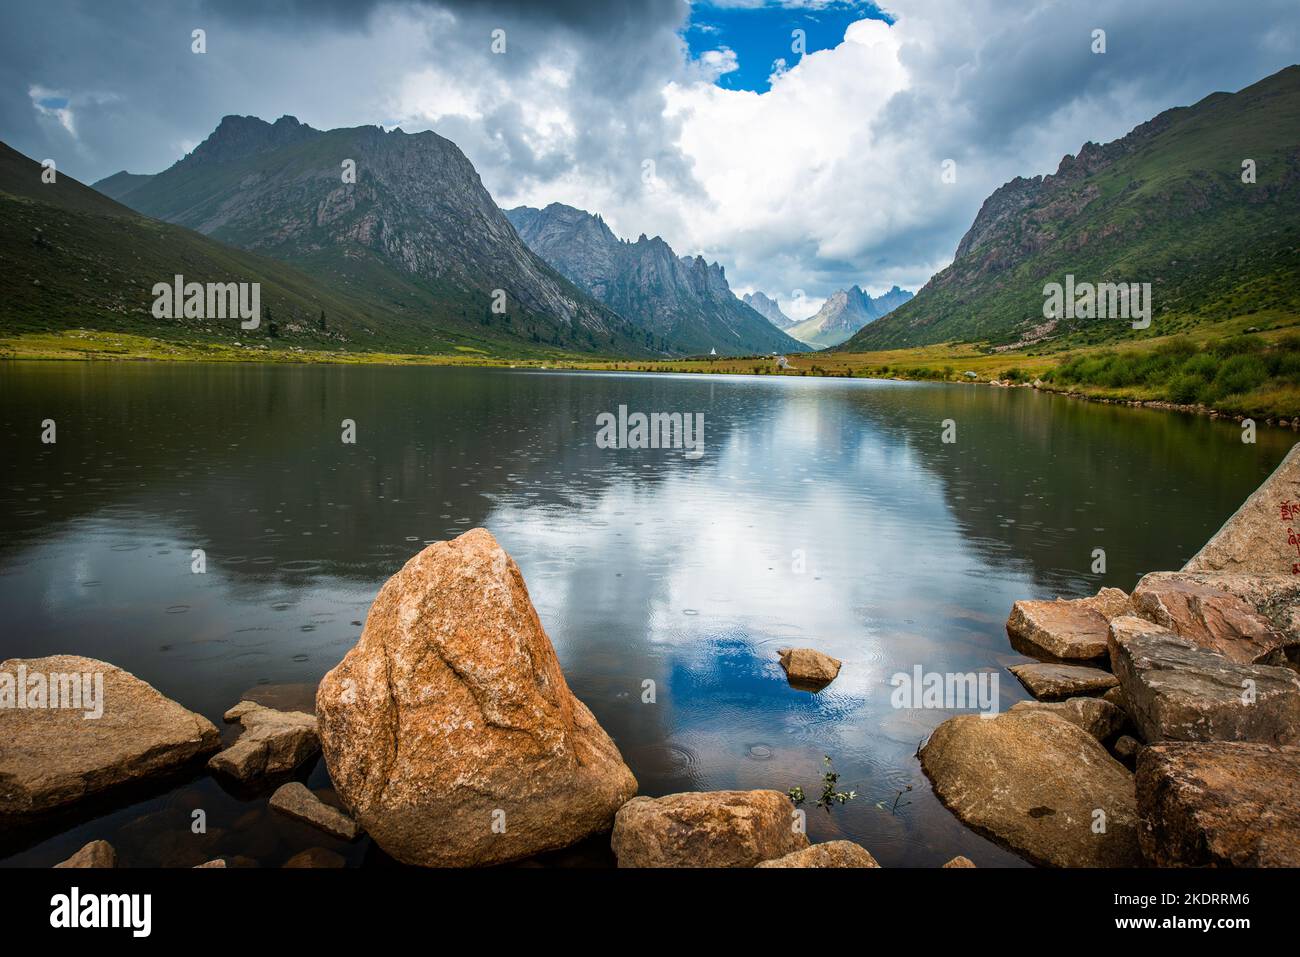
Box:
[1183,442,1300,576]
[1131,573,1296,666]
[919,710,1141,867]
[317,528,637,867]
[1006,588,1134,662]
[1108,616,1300,745]
[1008,662,1118,700]
[0,655,219,818]
[1136,742,1300,866]
[208,702,319,784]
[755,840,879,868]
[611,790,807,867]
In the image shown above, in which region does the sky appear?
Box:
[2,0,1298,321]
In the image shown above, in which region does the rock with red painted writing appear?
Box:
[1184,443,1300,576]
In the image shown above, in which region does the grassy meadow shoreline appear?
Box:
[5,316,1299,423]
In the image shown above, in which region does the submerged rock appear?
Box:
[208,702,319,784]
[1008,662,1118,700]
[317,528,637,867]
[0,655,219,818]
[1006,588,1134,661]
[1183,443,1300,576]
[1108,616,1300,745]
[777,647,842,688]
[755,840,879,868]
[269,782,359,841]
[283,847,345,868]
[1136,741,1300,866]
[919,710,1141,867]
[54,840,116,868]
[1131,573,1296,665]
[1008,696,1125,740]
[611,790,807,867]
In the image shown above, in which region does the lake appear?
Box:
[0,361,1292,867]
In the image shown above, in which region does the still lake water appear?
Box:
[1,361,1293,867]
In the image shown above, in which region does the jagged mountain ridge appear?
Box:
[742,290,795,329]
[94,115,650,356]
[505,202,808,355]
[786,284,913,348]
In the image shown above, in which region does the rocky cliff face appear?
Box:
[506,202,808,356]
[787,284,913,349]
[98,115,647,355]
[742,290,795,329]
[844,66,1300,350]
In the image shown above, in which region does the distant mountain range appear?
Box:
[784,284,913,348]
[85,114,648,356]
[505,203,807,355]
[742,291,795,329]
[843,65,1300,351]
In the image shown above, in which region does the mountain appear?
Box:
[505,202,808,355]
[743,290,795,329]
[92,171,155,204]
[843,65,1300,351]
[787,284,913,349]
[0,139,461,350]
[91,115,649,356]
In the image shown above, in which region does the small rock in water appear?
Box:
[1008,662,1118,701]
[611,790,808,868]
[194,859,227,868]
[941,855,976,868]
[269,782,359,841]
[54,840,117,869]
[777,647,842,689]
[208,702,319,784]
[283,847,346,868]
[755,840,879,868]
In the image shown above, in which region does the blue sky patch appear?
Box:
[685,1,893,92]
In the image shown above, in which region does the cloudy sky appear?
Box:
[3,0,1297,320]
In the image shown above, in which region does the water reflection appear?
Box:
[0,362,1291,867]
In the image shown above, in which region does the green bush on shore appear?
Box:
[1045,335,1300,410]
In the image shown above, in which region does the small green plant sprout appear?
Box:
[816,755,856,813]
[787,786,805,808]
